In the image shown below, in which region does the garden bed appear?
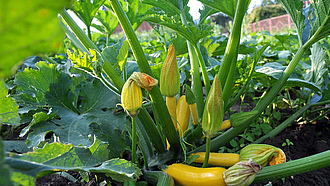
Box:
[32,116,330,186]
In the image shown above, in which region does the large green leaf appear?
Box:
[255,62,322,94]
[143,14,212,45]
[72,0,106,28]
[279,0,330,46]
[197,0,237,19]
[117,0,152,30]
[143,0,189,16]
[93,9,119,35]
[277,0,305,46]
[309,1,330,44]
[306,42,328,88]
[15,62,129,155]
[0,0,69,78]
[15,62,61,113]
[102,37,129,72]
[5,141,141,182]
[0,81,19,125]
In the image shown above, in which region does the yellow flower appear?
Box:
[201,75,224,138]
[160,44,180,97]
[120,78,142,117]
[240,144,286,167]
[130,72,158,91]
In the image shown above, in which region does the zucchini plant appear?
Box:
[1,0,330,185]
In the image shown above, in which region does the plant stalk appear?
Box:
[202,137,211,168]
[138,107,166,154]
[253,150,330,183]
[180,13,204,118]
[109,0,181,152]
[131,116,137,164]
[193,43,211,95]
[217,0,247,89]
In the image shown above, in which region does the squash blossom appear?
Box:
[223,158,262,186]
[130,72,158,91]
[160,44,180,129]
[120,78,142,117]
[160,44,180,97]
[240,144,286,167]
[202,75,224,138]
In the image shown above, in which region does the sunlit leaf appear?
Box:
[0,0,69,78]
[143,14,212,44]
[93,9,119,35]
[279,0,330,46]
[72,0,106,28]
[14,62,129,154]
[5,141,141,182]
[0,81,19,125]
[198,0,238,19]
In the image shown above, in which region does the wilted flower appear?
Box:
[160,44,180,97]
[269,148,286,166]
[201,75,224,138]
[240,144,286,167]
[120,78,142,117]
[130,72,158,91]
[223,158,262,186]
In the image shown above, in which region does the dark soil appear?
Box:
[252,117,330,186]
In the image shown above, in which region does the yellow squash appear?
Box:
[164,163,226,186]
[176,95,190,137]
[191,152,240,167]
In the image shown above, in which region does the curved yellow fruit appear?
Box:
[191,152,240,167]
[166,96,177,129]
[176,95,190,138]
[164,163,226,186]
[219,120,231,131]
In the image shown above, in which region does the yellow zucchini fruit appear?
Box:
[164,163,226,186]
[191,152,240,167]
[219,119,231,131]
[176,95,190,137]
[166,96,177,129]
[189,103,199,125]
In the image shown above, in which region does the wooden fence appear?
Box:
[247,14,295,33]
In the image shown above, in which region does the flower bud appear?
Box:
[160,44,180,97]
[130,72,158,91]
[223,158,262,186]
[120,78,142,117]
[185,85,199,125]
[201,75,224,138]
[240,144,286,167]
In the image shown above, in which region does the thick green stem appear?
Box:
[254,103,311,144]
[109,0,181,152]
[87,26,92,40]
[217,0,247,89]
[131,116,137,164]
[253,150,330,183]
[138,107,166,154]
[180,13,204,118]
[59,19,89,54]
[222,51,238,105]
[202,137,211,168]
[193,44,211,95]
[59,9,124,90]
